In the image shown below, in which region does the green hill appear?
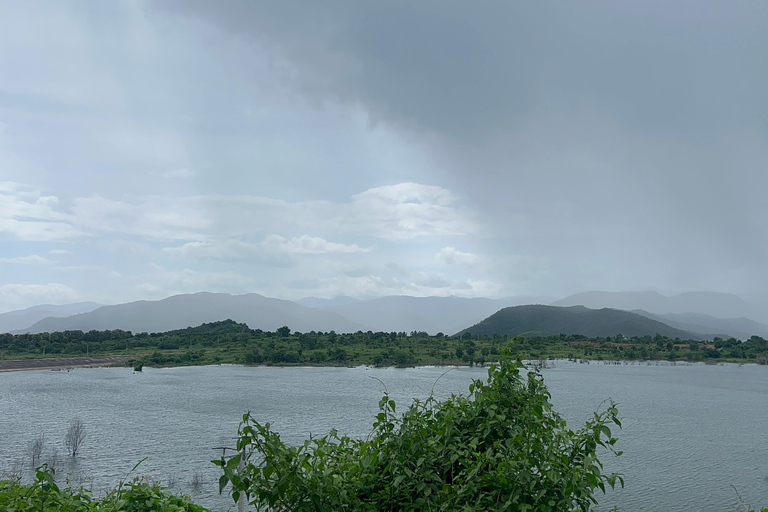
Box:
[162,319,252,336]
[456,305,702,339]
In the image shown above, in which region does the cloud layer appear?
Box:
[1,1,767,312]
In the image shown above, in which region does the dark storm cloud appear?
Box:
[161,0,768,297]
[162,0,767,141]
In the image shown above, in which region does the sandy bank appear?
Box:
[0,355,135,372]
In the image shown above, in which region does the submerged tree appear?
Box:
[217,355,624,512]
[28,434,45,468]
[64,418,86,457]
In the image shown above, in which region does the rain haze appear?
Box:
[1,1,767,316]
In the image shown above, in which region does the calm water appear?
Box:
[1,361,767,511]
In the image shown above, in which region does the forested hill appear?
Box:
[457,305,702,339]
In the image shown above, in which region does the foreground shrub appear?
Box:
[0,466,207,512]
[100,478,208,512]
[217,356,624,511]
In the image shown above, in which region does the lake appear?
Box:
[1,361,767,511]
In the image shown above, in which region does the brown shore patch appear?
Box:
[0,355,135,372]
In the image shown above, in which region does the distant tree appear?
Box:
[277,326,291,338]
[64,418,86,456]
[703,348,721,359]
[28,434,45,467]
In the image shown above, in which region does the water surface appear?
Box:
[1,361,766,511]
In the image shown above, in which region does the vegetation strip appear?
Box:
[3,319,768,370]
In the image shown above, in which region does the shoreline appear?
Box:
[1,355,761,374]
[0,355,135,372]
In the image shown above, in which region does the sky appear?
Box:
[1,1,767,313]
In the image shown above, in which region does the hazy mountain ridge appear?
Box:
[552,291,758,319]
[9,290,767,340]
[457,305,703,339]
[0,302,103,334]
[10,294,554,335]
[16,293,363,334]
[632,310,768,340]
[312,295,555,335]
[295,296,361,308]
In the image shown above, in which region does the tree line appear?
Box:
[2,320,768,367]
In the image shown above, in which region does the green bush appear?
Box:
[100,478,208,512]
[0,467,93,512]
[0,466,208,512]
[217,356,625,511]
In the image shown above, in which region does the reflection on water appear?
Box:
[1,362,767,511]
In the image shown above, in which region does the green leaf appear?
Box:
[226,454,241,471]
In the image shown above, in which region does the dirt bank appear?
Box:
[0,355,135,372]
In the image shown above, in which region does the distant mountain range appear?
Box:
[552,291,755,319]
[457,305,702,339]
[12,293,551,336]
[0,302,102,333]
[16,293,363,335]
[632,310,768,340]
[4,290,767,340]
[302,295,553,335]
[295,296,361,308]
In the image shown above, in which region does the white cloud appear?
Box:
[98,239,154,256]
[200,183,476,241]
[162,234,367,265]
[339,183,477,240]
[2,182,475,244]
[49,249,72,255]
[93,125,190,169]
[162,239,293,267]
[437,247,480,266]
[69,195,210,241]
[163,168,195,179]
[264,235,371,254]
[464,279,505,297]
[411,271,452,288]
[166,268,251,289]
[0,183,84,241]
[53,265,123,279]
[134,283,163,294]
[0,219,85,242]
[135,265,253,295]
[0,254,53,265]
[0,283,80,312]
[386,262,410,277]
[268,271,504,301]
[162,241,245,261]
[355,182,455,206]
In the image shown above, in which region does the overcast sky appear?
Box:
[1,1,767,312]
